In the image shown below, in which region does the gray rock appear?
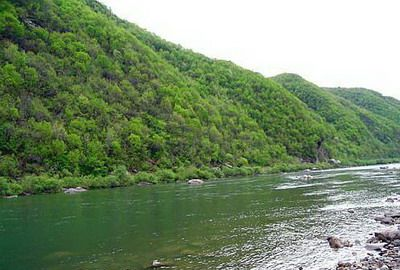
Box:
[365,243,385,251]
[375,229,400,242]
[63,187,87,194]
[327,236,352,249]
[150,260,170,268]
[187,179,204,185]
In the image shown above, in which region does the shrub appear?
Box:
[0,177,22,196]
[175,166,200,181]
[155,169,177,183]
[21,175,62,194]
[134,171,157,184]
[113,165,130,186]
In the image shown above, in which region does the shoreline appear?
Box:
[1,158,399,198]
[335,201,400,270]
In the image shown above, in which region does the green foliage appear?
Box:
[22,175,62,194]
[133,172,157,184]
[155,169,177,183]
[0,177,22,196]
[273,74,400,160]
[0,0,399,191]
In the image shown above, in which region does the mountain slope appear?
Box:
[273,74,400,159]
[0,0,334,179]
[328,87,400,126]
[0,0,399,182]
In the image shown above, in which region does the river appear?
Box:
[1,164,400,269]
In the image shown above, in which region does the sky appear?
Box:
[100,0,400,100]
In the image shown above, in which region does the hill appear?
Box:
[0,0,399,195]
[273,74,400,159]
[328,87,400,126]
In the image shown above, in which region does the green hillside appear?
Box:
[273,73,400,159]
[328,87,400,125]
[0,0,399,195]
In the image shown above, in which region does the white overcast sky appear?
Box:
[100,0,400,100]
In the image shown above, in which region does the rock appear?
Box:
[4,195,18,199]
[386,198,395,203]
[375,216,394,225]
[328,159,342,165]
[375,229,400,242]
[365,243,385,251]
[63,187,87,194]
[150,260,170,268]
[137,181,153,187]
[348,209,355,214]
[380,166,389,170]
[187,179,204,185]
[385,211,400,218]
[300,175,313,180]
[392,239,400,247]
[327,236,352,249]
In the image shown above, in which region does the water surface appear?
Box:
[1,164,400,269]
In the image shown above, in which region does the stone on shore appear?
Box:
[63,187,87,194]
[187,179,204,185]
[327,236,352,249]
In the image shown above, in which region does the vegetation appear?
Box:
[0,0,399,196]
[273,74,400,160]
[328,87,400,126]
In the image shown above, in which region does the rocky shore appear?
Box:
[335,202,400,270]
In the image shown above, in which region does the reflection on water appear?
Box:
[0,164,400,270]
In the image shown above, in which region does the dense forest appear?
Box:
[0,0,399,195]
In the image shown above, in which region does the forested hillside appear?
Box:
[328,87,400,126]
[0,0,399,195]
[273,74,400,159]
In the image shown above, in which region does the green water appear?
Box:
[1,164,400,269]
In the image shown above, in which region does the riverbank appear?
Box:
[1,158,399,198]
[335,199,400,270]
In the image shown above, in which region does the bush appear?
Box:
[21,176,62,194]
[0,177,22,196]
[155,169,177,183]
[134,171,157,184]
[61,176,85,188]
[0,155,20,178]
[175,166,198,181]
[196,167,216,179]
[113,165,130,186]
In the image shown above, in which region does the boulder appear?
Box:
[375,229,400,242]
[365,243,385,251]
[150,260,170,268]
[386,198,395,203]
[375,216,394,225]
[187,179,204,185]
[327,236,352,249]
[328,159,342,165]
[63,187,87,194]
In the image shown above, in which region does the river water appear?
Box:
[1,164,400,270]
